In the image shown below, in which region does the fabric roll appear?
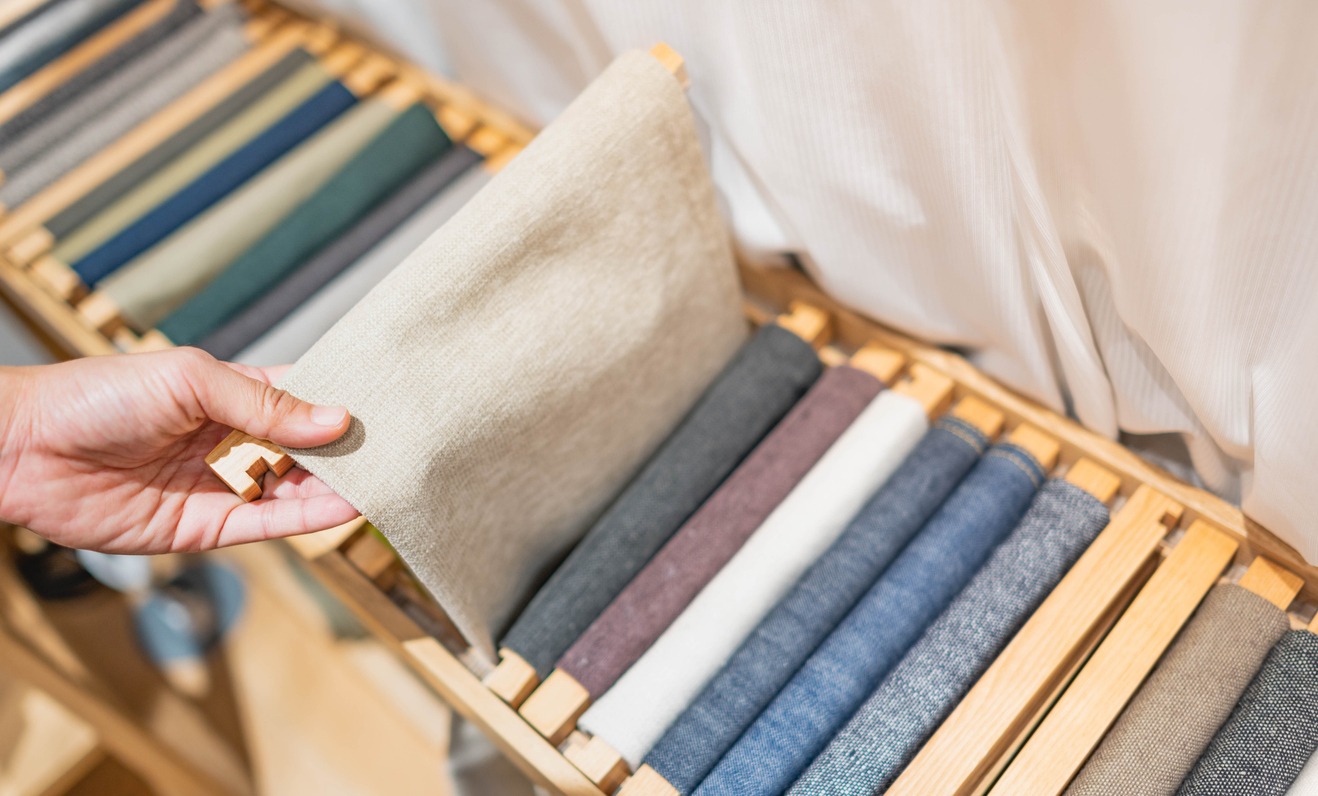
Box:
[1176,630,1318,796]
[99,95,395,331]
[698,443,1045,796]
[1067,584,1290,796]
[0,0,201,148]
[0,5,248,208]
[578,389,930,767]
[203,146,483,361]
[54,58,331,265]
[500,323,822,678]
[73,76,353,287]
[0,0,140,92]
[1288,752,1318,795]
[234,163,491,366]
[647,415,990,793]
[277,51,747,661]
[0,0,60,43]
[159,103,453,344]
[43,46,310,237]
[559,364,884,700]
[793,479,1110,796]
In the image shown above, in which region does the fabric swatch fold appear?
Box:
[277,51,747,662]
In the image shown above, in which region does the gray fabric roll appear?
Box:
[0,4,247,207]
[1177,630,1318,796]
[44,46,311,237]
[1068,583,1291,796]
[0,0,202,148]
[0,0,139,89]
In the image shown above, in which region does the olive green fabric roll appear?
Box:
[100,97,400,331]
[158,103,452,345]
[52,59,332,264]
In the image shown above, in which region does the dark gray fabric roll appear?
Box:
[0,4,247,206]
[44,46,311,237]
[1067,584,1290,796]
[1177,630,1318,796]
[198,145,483,360]
[499,323,823,677]
[0,0,202,148]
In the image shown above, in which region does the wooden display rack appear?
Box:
[1,4,1315,794]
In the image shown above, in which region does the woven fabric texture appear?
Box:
[100,94,392,330]
[558,364,882,700]
[647,415,989,793]
[578,390,929,766]
[698,444,1045,796]
[793,479,1110,795]
[234,162,491,366]
[0,4,247,206]
[1068,583,1290,796]
[1176,630,1318,796]
[278,51,747,662]
[204,145,483,361]
[500,322,821,678]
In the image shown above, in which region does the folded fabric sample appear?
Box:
[160,102,452,344]
[500,322,820,678]
[1176,630,1318,796]
[1068,583,1291,796]
[100,93,395,330]
[0,4,248,207]
[277,50,746,661]
[55,55,329,265]
[234,162,491,365]
[559,363,882,701]
[647,414,990,793]
[794,478,1110,795]
[204,145,483,361]
[699,443,1045,796]
[0,0,201,148]
[0,0,141,92]
[579,389,929,766]
[43,45,308,237]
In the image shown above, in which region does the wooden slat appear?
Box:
[890,485,1184,796]
[0,254,114,356]
[484,650,539,709]
[891,362,954,418]
[563,734,629,794]
[519,670,591,747]
[1238,555,1304,610]
[616,765,678,796]
[1066,458,1121,504]
[988,520,1238,796]
[949,394,1006,438]
[775,301,831,348]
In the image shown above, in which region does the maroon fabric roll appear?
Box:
[558,364,884,697]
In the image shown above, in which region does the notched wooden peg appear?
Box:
[617,765,679,796]
[892,363,954,418]
[949,395,1006,438]
[519,669,591,746]
[483,649,540,708]
[1065,459,1121,504]
[649,43,688,89]
[30,255,84,302]
[1006,423,1061,472]
[76,291,123,334]
[849,343,904,384]
[205,430,293,502]
[6,226,53,267]
[776,301,831,348]
[563,733,630,793]
[1238,556,1303,610]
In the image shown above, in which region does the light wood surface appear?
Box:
[891,362,954,418]
[849,343,905,384]
[890,485,1184,796]
[518,670,591,747]
[988,520,1238,796]
[0,685,100,796]
[775,301,831,348]
[616,765,679,796]
[1238,555,1304,610]
[204,430,293,502]
[949,394,1005,438]
[1006,423,1060,472]
[1065,458,1121,504]
[484,650,539,709]
[562,734,628,794]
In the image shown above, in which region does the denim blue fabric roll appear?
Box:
[500,323,823,678]
[645,416,990,793]
[790,479,1110,795]
[0,0,141,92]
[72,79,356,287]
[694,443,1045,796]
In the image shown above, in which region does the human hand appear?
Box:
[0,348,358,554]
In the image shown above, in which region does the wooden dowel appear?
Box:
[1065,458,1121,504]
[563,734,629,793]
[204,429,292,502]
[848,342,904,384]
[889,485,1184,796]
[617,765,679,796]
[518,669,591,746]
[949,394,1005,439]
[891,362,954,418]
[775,301,831,348]
[483,649,540,708]
[1238,556,1303,610]
[1006,422,1061,472]
[988,520,1238,796]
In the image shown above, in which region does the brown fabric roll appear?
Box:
[1066,583,1290,796]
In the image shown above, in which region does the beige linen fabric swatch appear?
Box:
[279,50,746,662]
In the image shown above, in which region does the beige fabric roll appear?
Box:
[278,50,746,662]
[101,97,399,331]
[53,61,334,264]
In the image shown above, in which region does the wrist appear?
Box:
[0,366,32,522]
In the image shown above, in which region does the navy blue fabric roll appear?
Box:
[0,0,201,148]
[0,0,142,92]
[645,416,990,793]
[72,79,357,287]
[198,145,483,360]
[695,443,1046,796]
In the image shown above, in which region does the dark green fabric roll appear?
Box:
[157,102,451,345]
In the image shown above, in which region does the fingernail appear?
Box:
[311,405,348,427]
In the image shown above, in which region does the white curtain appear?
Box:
[306,0,1318,563]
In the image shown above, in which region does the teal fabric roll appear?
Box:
[158,103,453,345]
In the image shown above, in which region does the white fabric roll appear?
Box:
[1288,752,1318,795]
[577,389,929,765]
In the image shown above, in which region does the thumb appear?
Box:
[179,348,350,448]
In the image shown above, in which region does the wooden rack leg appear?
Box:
[204,430,292,501]
[519,670,591,746]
